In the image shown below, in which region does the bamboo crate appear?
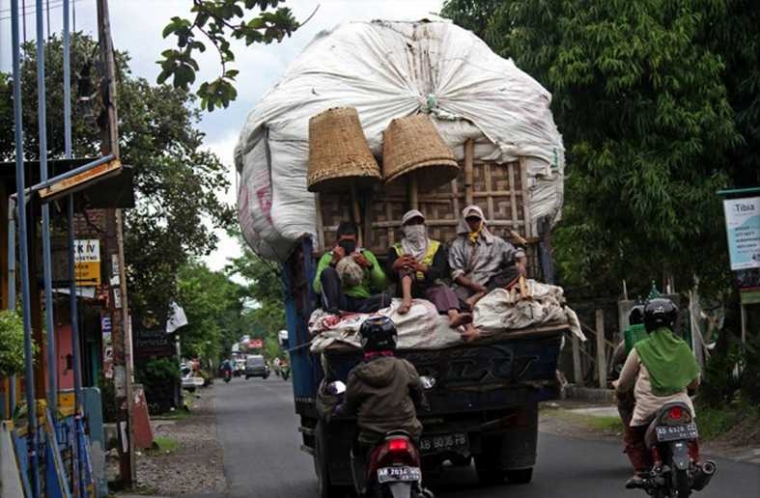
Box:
[315,140,543,279]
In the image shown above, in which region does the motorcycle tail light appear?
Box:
[388,439,409,452]
[669,406,683,420]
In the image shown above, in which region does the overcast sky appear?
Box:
[0,0,444,270]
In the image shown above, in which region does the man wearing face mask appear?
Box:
[387,210,472,330]
[313,221,389,315]
[449,205,517,309]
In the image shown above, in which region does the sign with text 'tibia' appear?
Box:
[723,197,760,271]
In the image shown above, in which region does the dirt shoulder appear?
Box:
[117,386,227,496]
[539,400,760,465]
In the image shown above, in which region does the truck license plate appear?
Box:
[656,423,699,442]
[419,433,468,454]
[377,466,421,483]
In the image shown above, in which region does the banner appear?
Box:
[723,196,760,271]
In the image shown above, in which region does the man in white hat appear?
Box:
[449,205,517,308]
[387,210,472,329]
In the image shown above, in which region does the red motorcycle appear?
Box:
[328,379,435,498]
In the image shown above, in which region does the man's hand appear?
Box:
[353,253,372,269]
[331,246,346,264]
[611,379,620,390]
[392,255,414,271]
[414,261,429,273]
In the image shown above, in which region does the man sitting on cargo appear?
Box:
[313,221,390,315]
[448,205,517,309]
[387,210,472,329]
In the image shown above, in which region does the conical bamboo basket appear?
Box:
[382,114,459,192]
[308,107,381,193]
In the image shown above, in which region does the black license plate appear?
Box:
[656,423,699,442]
[419,433,468,454]
[377,466,421,483]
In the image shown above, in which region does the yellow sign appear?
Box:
[75,239,101,286]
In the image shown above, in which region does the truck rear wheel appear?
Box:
[506,468,533,484]
[314,421,347,498]
[475,437,504,485]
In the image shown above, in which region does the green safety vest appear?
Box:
[392,240,440,280]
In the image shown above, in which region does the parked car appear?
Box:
[180,363,205,392]
[245,355,270,380]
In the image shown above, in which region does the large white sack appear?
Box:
[236,20,565,261]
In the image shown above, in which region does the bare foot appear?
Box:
[399,298,412,315]
[461,325,481,343]
[448,311,473,328]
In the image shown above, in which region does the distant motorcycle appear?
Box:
[222,369,232,383]
[633,402,716,497]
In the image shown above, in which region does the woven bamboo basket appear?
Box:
[308,107,381,193]
[382,114,459,192]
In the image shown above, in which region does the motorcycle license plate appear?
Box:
[656,423,699,442]
[419,433,468,454]
[377,466,421,483]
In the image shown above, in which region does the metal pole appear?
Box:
[36,0,58,417]
[63,1,83,495]
[11,0,40,494]
[7,197,17,417]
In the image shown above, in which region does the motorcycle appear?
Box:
[634,402,716,497]
[327,376,435,498]
[222,368,232,383]
[280,364,290,381]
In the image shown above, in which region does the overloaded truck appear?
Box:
[236,20,576,496]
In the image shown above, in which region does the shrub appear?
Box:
[0,310,26,377]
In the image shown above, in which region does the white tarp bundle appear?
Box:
[236,20,565,262]
[308,281,584,353]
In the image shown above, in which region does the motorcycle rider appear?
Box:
[614,298,701,488]
[337,316,425,446]
[611,304,647,426]
[220,358,233,379]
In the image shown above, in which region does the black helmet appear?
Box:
[359,316,398,352]
[643,298,678,332]
[628,304,645,325]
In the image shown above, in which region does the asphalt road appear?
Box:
[213,377,759,498]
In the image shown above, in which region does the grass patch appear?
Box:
[696,403,759,442]
[586,415,624,432]
[150,436,179,454]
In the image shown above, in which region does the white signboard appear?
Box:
[723,197,760,271]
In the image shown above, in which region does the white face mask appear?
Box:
[403,224,427,245]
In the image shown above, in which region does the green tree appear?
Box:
[159,0,302,110]
[226,241,286,349]
[176,261,247,360]
[0,34,234,315]
[442,0,740,296]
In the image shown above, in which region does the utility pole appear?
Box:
[97,0,135,487]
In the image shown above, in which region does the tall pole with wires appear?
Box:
[11,0,40,494]
[63,0,84,495]
[35,0,58,419]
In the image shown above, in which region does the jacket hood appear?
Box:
[355,357,401,388]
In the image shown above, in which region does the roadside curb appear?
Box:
[564,385,616,404]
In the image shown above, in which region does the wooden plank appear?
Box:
[508,162,519,228]
[314,193,324,250]
[409,175,419,210]
[464,140,474,206]
[385,197,395,246]
[484,162,495,220]
[596,309,607,388]
[519,158,532,238]
[572,335,583,385]
[451,176,461,216]
[418,190,523,201]
[371,219,527,229]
